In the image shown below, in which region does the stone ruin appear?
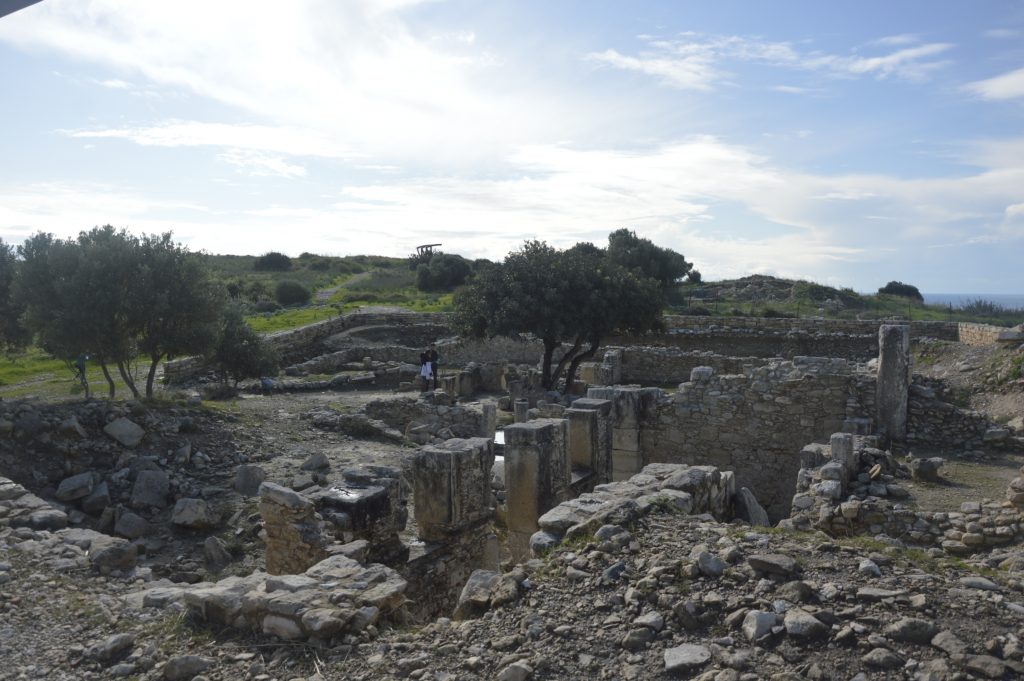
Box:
[5,309,1023,651]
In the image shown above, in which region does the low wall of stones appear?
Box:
[529,463,736,556]
[663,315,959,339]
[785,436,1024,556]
[607,329,880,361]
[164,310,449,384]
[958,322,1024,346]
[628,358,872,521]
[614,346,767,385]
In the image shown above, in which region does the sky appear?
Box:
[1,1,1023,293]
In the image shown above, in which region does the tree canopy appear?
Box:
[209,304,279,387]
[878,280,923,302]
[0,238,28,353]
[15,227,225,398]
[453,232,685,391]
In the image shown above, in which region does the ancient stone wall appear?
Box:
[530,463,736,556]
[786,436,1024,556]
[958,322,1024,346]
[623,358,872,520]
[612,346,767,385]
[164,310,448,384]
[662,315,959,338]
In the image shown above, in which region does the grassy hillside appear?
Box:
[675,275,1024,327]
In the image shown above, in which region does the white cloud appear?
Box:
[217,150,307,178]
[4,136,1020,283]
[984,28,1021,39]
[820,43,954,80]
[588,33,954,90]
[0,0,555,165]
[587,48,719,90]
[965,66,1024,100]
[868,34,920,47]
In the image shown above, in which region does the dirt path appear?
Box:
[903,451,1024,512]
[219,389,416,486]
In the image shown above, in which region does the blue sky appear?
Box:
[1,0,1023,293]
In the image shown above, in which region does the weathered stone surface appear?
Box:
[114,511,151,539]
[131,470,169,509]
[931,630,968,655]
[735,487,770,526]
[233,465,266,497]
[171,498,216,529]
[876,324,910,442]
[748,554,798,576]
[862,647,903,669]
[162,654,212,681]
[783,608,828,639]
[104,417,145,447]
[56,472,94,501]
[88,535,138,574]
[81,481,111,514]
[883,617,938,644]
[742,611,777,641]
[87,633,134,663]
[453,569,501,620]
[664,643,711,673]
[412,438,494,541]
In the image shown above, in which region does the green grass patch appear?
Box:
[0,348,139,399]
[245,305,344,333]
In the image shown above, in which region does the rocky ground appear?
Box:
[0,330,1021,680]
[913,340,1024,428]
[4,497,1024,680]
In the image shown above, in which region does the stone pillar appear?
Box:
[307,467,408,564]
[565,398,613,484]
[480,401,497,438]
[830,432,856,479]
[412,438,495,542]
[586,386,659,481]
[258,482,327,575]
[513,398,530,423]
[876,324,910,442]
[504,419,569,558]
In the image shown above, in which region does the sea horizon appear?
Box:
[922,293,1024,309]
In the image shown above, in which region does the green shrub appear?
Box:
[254,252,292,271]
[274,280,311,306]
[878,281,923,302]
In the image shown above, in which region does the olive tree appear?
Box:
[453,233,677,391]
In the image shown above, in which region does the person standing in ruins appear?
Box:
[428,344,440,390]
[419,349,432,391]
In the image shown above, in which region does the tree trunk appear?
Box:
[99,360,116,399]
[550,336,582,392]
[145,354,161,399]
[540,339,559,390]
[564,339,601,392]
[117,359,140,399]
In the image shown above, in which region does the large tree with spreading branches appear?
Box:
[453,232,688,391]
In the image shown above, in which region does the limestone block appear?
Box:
[130,470,169,510]
[735,487,770,527]
[308,467,407,562]
[234,464,267,497]
[504,419,569,554]
[829,433,856,474]
[103,417,145,447]
[56,472,95,502]
[412,437,495,542]
[172,498,217,529]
